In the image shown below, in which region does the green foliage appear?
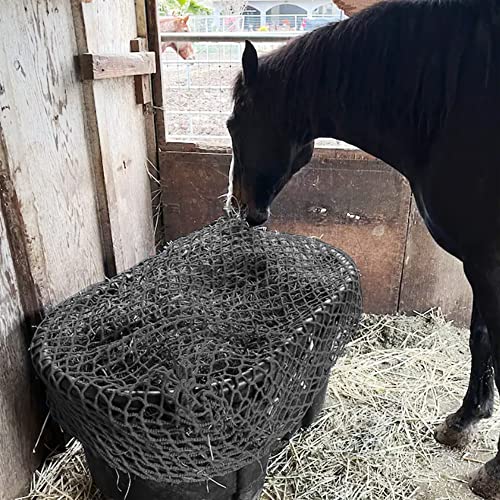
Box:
[159,0,212,16]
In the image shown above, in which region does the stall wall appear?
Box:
[160,146,472,326]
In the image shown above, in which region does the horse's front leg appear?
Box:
[435,300,494,448]
[463,254,500,499]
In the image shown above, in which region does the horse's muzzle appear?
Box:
[245,207,270,227]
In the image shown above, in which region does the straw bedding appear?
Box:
[19,312,500,500]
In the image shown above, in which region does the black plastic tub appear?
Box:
[31,218,361,498]
[84,381,328,500]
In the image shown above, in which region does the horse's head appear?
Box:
[226,41,314,226]
[176,40,195,60]
[160,15,195,60]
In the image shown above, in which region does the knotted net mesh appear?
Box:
[31,216,362,483]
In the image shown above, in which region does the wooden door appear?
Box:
[0,0,157,496]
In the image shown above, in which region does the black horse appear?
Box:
[226,0,500,497]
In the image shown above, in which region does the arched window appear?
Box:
[243,5,260,15]
[265,4,307,30]
[313,3,339,16]
[243,5,261,30]
[266,4,307,15]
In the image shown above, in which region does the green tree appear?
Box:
[159,0,212,15]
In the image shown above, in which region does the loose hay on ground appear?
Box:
[20,312,500,500]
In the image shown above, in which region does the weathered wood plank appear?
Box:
[79,52,156,80]
[160,150,412,314]
[135,0,148,38]
[0,208,42,500]
[0,143,42,324]
[77,0,155,271]
[0,1,156,494]
[398,199,473,327]
[0,2,113,493]
[0,1,106,305]
[70,0,118,277]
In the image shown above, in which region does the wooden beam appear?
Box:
[130,38,152,104]
[71,0,118,277]
[135,0,148,38]
[145,0,166,146]
[133,0,164,248]
[79,52,156,80]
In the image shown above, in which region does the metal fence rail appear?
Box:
[185,14,344,33]
[160,32,301,43]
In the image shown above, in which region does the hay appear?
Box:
[17,439,103,500]
[20,312,500,500]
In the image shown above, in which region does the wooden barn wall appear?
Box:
[160,147,473,326]
[0,208,42,500]
[73,0,155,271]
[0,0,156,496]
[0,1,106,305]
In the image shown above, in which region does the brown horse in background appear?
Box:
[159,15,195,60]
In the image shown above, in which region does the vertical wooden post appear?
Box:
[144,0,166,248]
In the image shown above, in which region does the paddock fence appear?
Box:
[186,13,345,33]
[160,31,352,148]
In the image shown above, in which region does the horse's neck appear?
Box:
[317,111,420,179]
[267,33,421,178]
[159,17,176,32]
[309,64,423,180]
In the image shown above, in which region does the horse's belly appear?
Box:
[412,188,462,260]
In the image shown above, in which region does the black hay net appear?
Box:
[31,216,362,483]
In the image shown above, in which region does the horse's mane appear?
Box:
[235,0,499,143]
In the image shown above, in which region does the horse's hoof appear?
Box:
[469,462,500,499]
[434,418,474,449]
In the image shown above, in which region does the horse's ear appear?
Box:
[242,40,258,87]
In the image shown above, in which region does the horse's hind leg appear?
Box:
[435,300,494,448]
[463,254,500,499]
